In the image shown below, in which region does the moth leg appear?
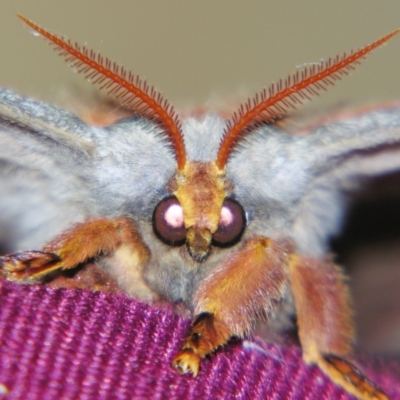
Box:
[173,236,289,376]
[0,217,149,282]
[289,255,387,400]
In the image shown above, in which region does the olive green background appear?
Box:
[0,1,399,111]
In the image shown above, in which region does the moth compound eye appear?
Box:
[153,196,186,245]
[213,198,246,246]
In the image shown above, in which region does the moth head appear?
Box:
[152,161,246,261]
[17,14,400,261]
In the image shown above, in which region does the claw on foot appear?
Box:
[0,250,60,280]
[172,349,201,377]
[172,312,232,378]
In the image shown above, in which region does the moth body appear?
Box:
[1,15,400,399]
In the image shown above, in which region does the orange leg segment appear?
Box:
[289,255,387,400]
[173,236,290,376]
[0,217,149,282]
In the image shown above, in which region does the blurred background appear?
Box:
[0,1,399,109]
[0,0,400,355]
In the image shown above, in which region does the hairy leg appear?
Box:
[0,217,149,282]
[173,236,289,375]
[289,255,387,400]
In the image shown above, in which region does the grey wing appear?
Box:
[228,104,400,256]
[0,88,177,252]
[292,104,400,256]
[0,88,95,251]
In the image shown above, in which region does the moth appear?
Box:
[0,14,399,400]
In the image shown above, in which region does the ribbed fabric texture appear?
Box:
[0,280,398,400]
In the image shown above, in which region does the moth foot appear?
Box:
[321,354,388,400]
[172,349,201,377]
[172,312,232,378]
[0,250,60,281]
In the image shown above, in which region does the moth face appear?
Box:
[152,161,246,262]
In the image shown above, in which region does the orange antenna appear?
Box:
[216,28,400,169]
[17,14,187,170]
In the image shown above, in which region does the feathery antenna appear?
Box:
[17,14,187,170]
[216,28,400,169]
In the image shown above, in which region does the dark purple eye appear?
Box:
[213,198,246,246]
[153,196,186,245]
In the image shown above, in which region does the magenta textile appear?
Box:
[0,280,399,399]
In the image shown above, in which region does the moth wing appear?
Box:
[228,104,400,256]
[0,89,97,252]
[293,103,400,255]
[0,89,178,253]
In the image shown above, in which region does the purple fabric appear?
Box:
[0,280,399,400]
